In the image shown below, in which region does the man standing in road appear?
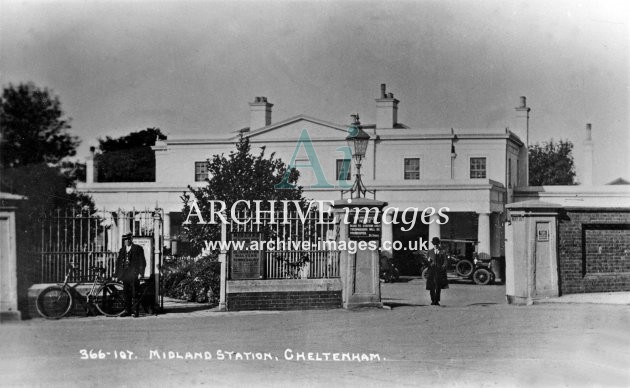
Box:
[115,233,146,317]
[426,237,449,306]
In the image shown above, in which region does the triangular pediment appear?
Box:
[240,115,348,141]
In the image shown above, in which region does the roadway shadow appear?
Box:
[382,301,430,308]
[159,298,216,314]
[390,277,415,283]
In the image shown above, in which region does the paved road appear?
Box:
[1,278,629,387]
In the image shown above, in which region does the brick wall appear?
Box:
[557,209,630,294]
[227,291,342,311]
[226,279,342,311]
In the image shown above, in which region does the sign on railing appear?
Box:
[230,232,264,279]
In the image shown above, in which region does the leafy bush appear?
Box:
[162,255,220,304]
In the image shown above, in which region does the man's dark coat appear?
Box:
[425,248,449,290]
[115,244,146,282]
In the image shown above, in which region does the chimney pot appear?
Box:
[380,84,386,98]
[586,123,592,140]
[519,96,527,108]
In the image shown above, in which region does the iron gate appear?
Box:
[37,208,163,283]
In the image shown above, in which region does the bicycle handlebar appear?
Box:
[66,263,107,275]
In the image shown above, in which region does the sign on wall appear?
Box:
[536,223,549,242]
[230,232,264,279]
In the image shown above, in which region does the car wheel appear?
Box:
[455,260,474,277]
[473,268,491,285]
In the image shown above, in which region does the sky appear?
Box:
[1,0,628,184]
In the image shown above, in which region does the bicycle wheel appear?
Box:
[36,286,72,319]
[94,282,126,317]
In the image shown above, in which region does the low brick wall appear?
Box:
[226,279,342,311]
[558,209,630,294]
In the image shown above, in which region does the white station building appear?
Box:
[79,84,535,264]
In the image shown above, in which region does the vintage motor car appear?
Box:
[420,239,496,285]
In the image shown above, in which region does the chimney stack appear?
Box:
[514,96,531,186]
[375,84,399,129]
[86,146,98,183]
[582,123,594,185]
[249,96,273,130]
[514,96,530,144]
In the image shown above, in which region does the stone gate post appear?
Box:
[1,193,25,322]
[218,221,227,311]
[505,201,560,305]
[152,210,162,308]
[333,198,387,309]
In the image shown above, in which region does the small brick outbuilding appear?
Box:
[508,185,630,300]
[557,208,630,294]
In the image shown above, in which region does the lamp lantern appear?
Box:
[341,114,375,199]
[346,114,371,161]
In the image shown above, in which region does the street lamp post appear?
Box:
[342,114,375,199]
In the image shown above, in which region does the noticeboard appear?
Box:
[349,222,382,241]
[133,236,153,278]
[230,232,264,279]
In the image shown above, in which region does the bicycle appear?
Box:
[36,263,126,319]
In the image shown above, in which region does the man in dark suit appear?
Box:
[115,233,146,317]
[425,237,449,306]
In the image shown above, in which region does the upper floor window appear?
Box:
[336,159,352,181]
[508,158,512,188]
[404,158,420,180]
[195,161,209,182]
[470,157,486,179]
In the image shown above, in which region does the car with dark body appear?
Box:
[414,239,496,285]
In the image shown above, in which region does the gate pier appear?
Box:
[333,198,387,309]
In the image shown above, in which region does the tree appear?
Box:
[0,82,94,253]
[1,163,94,216]
[529,139,577,185]
[0,83,79,168]
[96,127,166,182]
[0,82,91,211]
[181,136,305,255]
[59,160,87,182]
